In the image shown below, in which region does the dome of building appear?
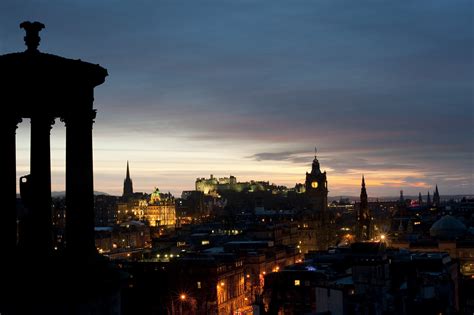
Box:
[429,215,467,239]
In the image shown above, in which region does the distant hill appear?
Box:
[51,191,110,197]
[329,194,473,203]
[16,191,111,198]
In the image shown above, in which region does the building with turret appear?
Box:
[144,187,176,227]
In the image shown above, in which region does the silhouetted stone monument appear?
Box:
[0,21,119,315]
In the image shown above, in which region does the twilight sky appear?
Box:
[1,0,473,197]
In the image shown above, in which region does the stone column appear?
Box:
[0,117,22,254]
[64,109,97,257]
[26,116,54,255]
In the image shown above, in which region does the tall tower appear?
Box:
[397,190,407,216]
[433,185,440,207]
[123,161,134,199]
[418,192,423,206]
[356,176,372,241]
[303,147,330,251]
[305,147,328,214]
[427,191,431,207]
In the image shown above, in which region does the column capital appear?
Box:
[30,116,55,131]
[61,109,97,126]
[4,117,23,131]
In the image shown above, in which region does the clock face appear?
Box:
[311,181,318,188]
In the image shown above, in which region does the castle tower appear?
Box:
[123,161,134,199]
[356,175,372,241]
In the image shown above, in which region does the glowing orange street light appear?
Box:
[180,294,186,301]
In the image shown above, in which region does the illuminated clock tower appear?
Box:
[305,148,328,214]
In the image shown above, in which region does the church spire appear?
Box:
[433,184,440,207]
[123,161,134,199]
[360,175,367,201]
[357,175,371,241]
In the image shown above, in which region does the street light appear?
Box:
[179,293,186,315]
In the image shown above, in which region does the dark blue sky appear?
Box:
[1,0,472,196]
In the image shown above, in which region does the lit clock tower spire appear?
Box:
[304,147,329,250]
[305,147,328,212]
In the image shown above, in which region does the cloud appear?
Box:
[249,151,301,162]
[3,0,473,196]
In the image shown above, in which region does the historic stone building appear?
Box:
[117,163,176,227]
[144,188,176,227]
[195,174,273,196]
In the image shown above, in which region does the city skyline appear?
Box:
[2,1,472,196]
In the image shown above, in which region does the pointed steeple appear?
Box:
[360,175,367,201]
[126,160,131,179]
[433,184,440,206]
[357,175,370,241]
[123,161,134,199]
[427,191,431,206]
[418,192,423,206]
[399,190,404,203]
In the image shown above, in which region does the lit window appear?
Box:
[294,280,300,286]
[197,281,201,289]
